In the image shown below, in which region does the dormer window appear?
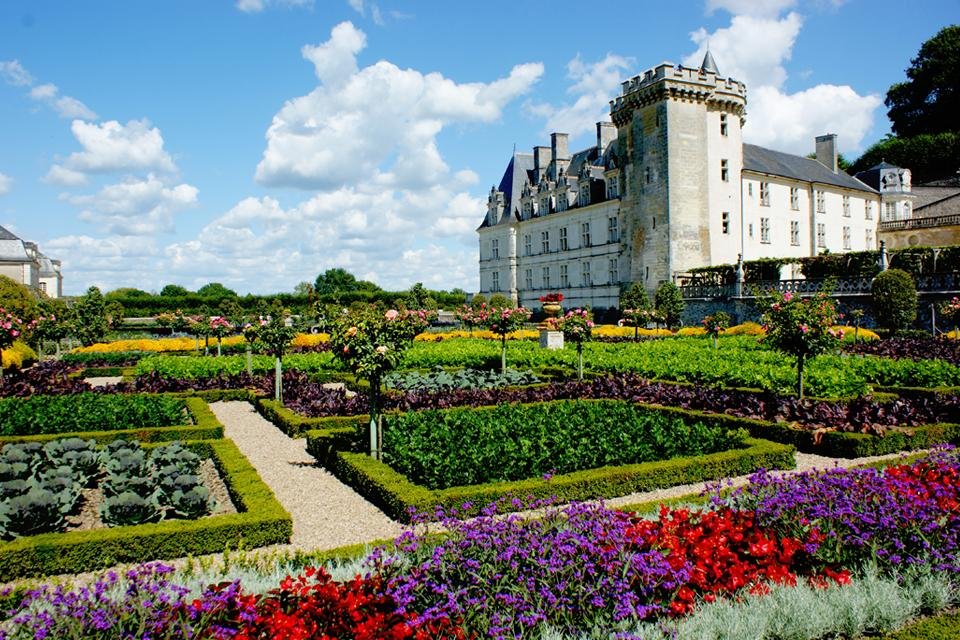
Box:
[557,192,568,212]
[540,197,550,214]
[580,184,590,206]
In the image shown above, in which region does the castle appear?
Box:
[477,53,913,309]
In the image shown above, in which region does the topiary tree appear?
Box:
[871,268,918,334]
[71,286,108,346]
[702,311,731,349]
[256,308,298,402]
[549,308,594,380]
[654,282,685,330]
[759,290,843,398]
[329,307,430,459]
[209,316,232,357]
[620,283,651,341]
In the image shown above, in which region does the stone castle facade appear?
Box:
[477,53,913,309]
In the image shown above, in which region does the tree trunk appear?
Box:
[797,353,805,399]
[712,334,718,350]
[55,341,61,359]
[274,357,282,402]
[369,376,380,460]
[577,342,583,381]
[217,337,222,357]
[501,335,507,374]
[245,347,253,375]
[634,324,638,341]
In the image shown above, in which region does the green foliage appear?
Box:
[106,287,151,299]
[160,284,190,297]
[380,400,749,489]
[620,282,650,311]
[470,294,488,310]
[71,286,109,346]
[254,311,297,358]
[329,307,429,385]
[0,275,38,323]
[383,367,539,392]
[104,301,125,330]
[654,282,684,329]
[872,269,919,332]
[0,394,186,437]
[885,25,960,138]
[487,293,512,309]
[196,282,237,298]
[315,268,365,297]
[849,132,960,184]
[886,611,960,640]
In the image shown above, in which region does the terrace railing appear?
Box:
[879,214,960,232]
[680,273,960,299]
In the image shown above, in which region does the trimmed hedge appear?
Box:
[256,398,364,438]
[313,436,794,523]
[0,393,186,437]
[0,396,222,446]
[884,612,960,640]
[0,438,291,579]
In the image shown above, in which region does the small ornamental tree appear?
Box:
[467,303,531,373]
[549,308,594,380]
[189,316,212,354]
[759,290,843,398]
[454,304,477,332]
[257,311,298,402]
[654,282,685,330]
[71,286,108,346]
[871,268,918,334]
[209,316,232,357]
[0,308,24,382]
[155,312,175,335]
[849,308,866,344]
[702,311,731,349]
[241,319,261,375]
[30,312,67,359]
[940,297,960,340]
[329,307,430,459]
[171,309,191,335]
[620,283,651,341]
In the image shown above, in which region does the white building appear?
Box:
[478,53,899,308]
[0,225,63,297]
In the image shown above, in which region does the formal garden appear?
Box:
[0,275,959,639]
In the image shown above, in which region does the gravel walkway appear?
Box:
[209,401,403,551]
[84,376,123,387]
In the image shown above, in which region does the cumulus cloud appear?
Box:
[28,82,97,120]
[51,119,177,177]
[255,21,543,190]
[235,0,312,13]
[685,6,880,154]
[43,165,89,187]
[0,173,11,196]
[526,53,633,139]
[64,174,198,236]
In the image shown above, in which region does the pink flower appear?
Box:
[385,309,399,321]
[800,324,809,333]
[783,292,794,302]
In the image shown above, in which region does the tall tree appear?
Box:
[886,25,960,138]
[71,286,108,346]
[160,284,190,297]
[314,268,359,296]
[196,282,237,298]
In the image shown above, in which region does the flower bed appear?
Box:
[4,450,957,639]
[379,400,749,489]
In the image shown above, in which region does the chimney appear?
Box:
[815,134,838,173]
[550,132,570,161]
[533,145,551,183]
[596,122,617,153]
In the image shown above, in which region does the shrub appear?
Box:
[654,282,685,329]
[0,394,186,437]
[872,269,918,333]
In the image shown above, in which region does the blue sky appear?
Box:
[0,0,955,295]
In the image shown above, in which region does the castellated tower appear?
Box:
[610,53,746,292]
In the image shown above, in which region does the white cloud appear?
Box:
[235,0,312,12]
[65,174,198,235]
[0,173,11,196]
[255,21,543,190]
[685,7,880,154]
[0,60,33,86]
[52,119,177,176]
[347,0,364,15]
[527,53,632,139]
[28,82,97,120]
[43,165,89,187]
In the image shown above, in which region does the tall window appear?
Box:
[842,195,851,217]
[491,238,499,259]
[540,196,550,215]
[608,216,619,243]
[721,211,730,235]
[524,269,533,290]
[865,201,873,220]
[581,261,591,287]
[523,201,531,217]
[790,187,799,211]
[790,220,800,246]
[581,222,591,247]
[580,184,590,206]
[748,183,753,197]
[721,159,729,182]
[542,266,551,289]
[608,258,618,284]
[885,202,896,219]
[559,227,569,251]
[523,233,532,256]
[556,191,568,212]
[491,271,500,291]
[541,230,550,253]
[865,229,874,247]
[760,217,771,244]
[606,179,618,199]
[559,264,569,287]
[39,282,47,294]
[816,190,825,213]
[760,182,770,206]
[816,223,826,248]
[720,113,728,136]
[842,226,851,250]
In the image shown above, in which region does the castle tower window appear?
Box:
[790,187,799,211]
[842,226,851,250]
[541,230,550,253]
[816,190,826,213]
[720,113,728,136]
[542,266,551,289]
[607,216,619,243]
[608,258,619,284]
[492,271,500,291]
[790,220,800,246]
[721,211,730,235]
[721,159,729,182]
[560,264,569,287]
[581,222,592,247]
[581,261,592,287]
[491,239,499,259]
[842,195,851,217]
[760,182,770,206]
[817,223,826,248]
[525,269,533,290]
[760,218,771,244]
[559,227,569,251]
[523,234,532,256]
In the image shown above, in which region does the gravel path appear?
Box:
[84,376,123,387]
[209,401,403,551]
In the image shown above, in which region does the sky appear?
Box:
[0,1,955,296]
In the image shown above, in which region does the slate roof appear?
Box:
[478,152,535,229]
[743,144,876,193]
[853,161,907,191]
[0,225,30,261]
[0,225,19,241]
